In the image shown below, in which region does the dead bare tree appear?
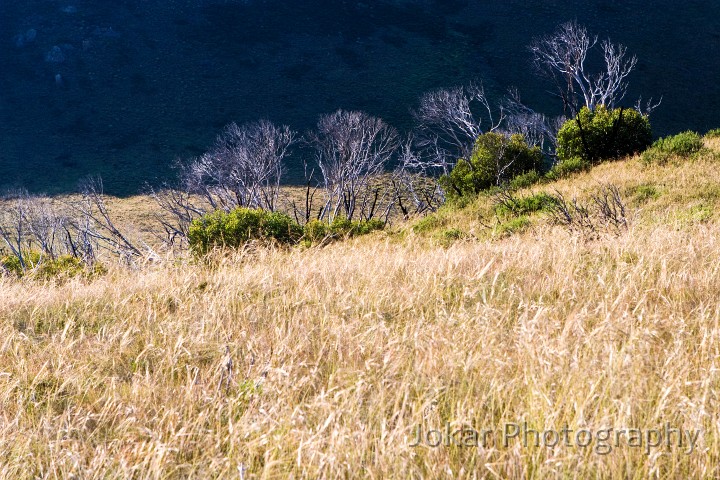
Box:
[72,176,143,263]
[530,21,639,114]
[502,87,563,158]
[23,196,66,260]
[184,120,296,212]
[0,190,32,269]
[147,185,205,248]
[309,110,399,222]
[0,179,147,275]
[391,136,445,218]
[548,184,629,239]
[286,154,322,225]
[413,81,504,174]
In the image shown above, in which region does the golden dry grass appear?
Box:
[2,144,720,478]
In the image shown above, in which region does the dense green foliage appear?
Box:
[641,131,704,165]
[1,252,91,279]
[0,251,42,276]
[652,131,704,156]
[188,208,385,254]
[188,208,303,254]
[439,133,542,200]
[508,170,542,190]
[545,157,592,181]
[302,217,385,244]
[705,129,720,139]
[494,192,559,217]
[557,106,652,164]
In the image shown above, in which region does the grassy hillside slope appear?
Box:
[2,139,720,478]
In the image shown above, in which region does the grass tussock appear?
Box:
[2,143,720,478]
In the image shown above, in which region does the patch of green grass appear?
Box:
[494,191,559,217]
[495,216,531,237]
[545,157,591,181]
[412,213,449,234]
[642,131,705,165]
[630,184,662,204]
[675,204,713,225]
[508,170,542,190]
[704,128,720,139]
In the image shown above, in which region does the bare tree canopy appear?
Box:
[501,87,562,157]
[530,21,638,114]
[185,120,296,212]
[0,179,143,274]
[413,82,504,173]
[309,110,399,221]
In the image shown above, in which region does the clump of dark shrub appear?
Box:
[1,251,97,280]
[188,207,385,254]
[557,106,652,165]
[508,170,542,190]
[548,184,629,238]
[439,132,542,201]
[545,157,592,181]
[494,191,559,217]
[302,217,385,245]
[188,208,303,255]
[641,131,704,165]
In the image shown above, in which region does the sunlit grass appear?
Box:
[2,143,720,478]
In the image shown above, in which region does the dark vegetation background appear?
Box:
[1,0,718,195]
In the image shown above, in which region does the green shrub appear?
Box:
[438,228,466,247]
[34,255,86,280]
[641,131,704,165]
[0,251,41,276]
[328,217,384,237]
[439,132,542,201]
[705,128,720,139]
[545,157,591,181]
[495,216,531,237]
[412,214,447,234]
[557,106,652,164]
[303,219,329,242]
[302,217,385,245]
[188,208,303,254]
[441,228,465,240]
[653,131,703,155]
[509,170,542,190]
[350,219,385,236]
[1,252,92,280]
[495,192,559,217]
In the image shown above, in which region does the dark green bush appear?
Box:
[326,217,384,238]
[495,216,531,237]
[1,252,92,280]
[545,157,591,181]
[653,131,703,155]
[508,170,542,190]
[439,132,542,201]
[303,219,329,243]
[1,251,41,276]
[495,191,559,217]
[557,106,652,164]
[188,208,303,254]
[641,131,704,165]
